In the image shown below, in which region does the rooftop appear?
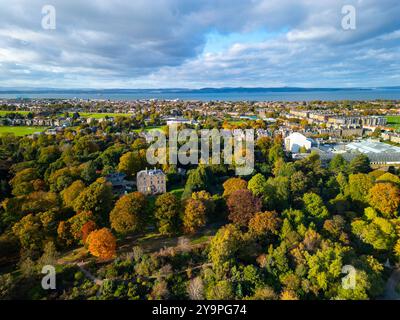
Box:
[346,139,400,154]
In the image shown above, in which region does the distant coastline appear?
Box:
[1,86,400,101]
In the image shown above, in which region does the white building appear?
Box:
[284,132,314,153]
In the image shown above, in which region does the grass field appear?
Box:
[132,126,164,133]
[0,126,47,136]
[0,110,30,116]
[79,112,132,119]
[386,116,400,130]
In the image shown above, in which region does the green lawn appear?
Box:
[0,110,30,116]
[386,116,400,124]
[132,126,164,133]
[0,126,48,136]
[386,116,400,131]
[79,112,132,119]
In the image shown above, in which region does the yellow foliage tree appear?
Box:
[222,177,248,197]
[183,199,207,234]
[368,183,400,218]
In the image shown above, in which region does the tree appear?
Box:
[367,183,400,218]
[268,142,284,164]
[67,211,94,241]
[61,180,85,208]
[305,244,345,297]
[349,154,371,174]
[222,177,248,197]
[247,174,268,197]
[73,178,113,221]
[227,189,262,226]
[187,277,204,300]
[303,192,329,220]
[329,154,348,174]
[248,211,281,239]
[37,241,58,267]
[109,192,148,234]
[191,190,215,217]
[183,199,207,234]
[117,151,147,179]
[209,224,242,274]
[352,216,397,250]
[87,228,116,260]
[81,220,98,244]
[182,166,209,199]
[376,172,400,185]
[155,193,181,235]
[12,214,44,252]
[348,173,374,204]
[205,280,234,300]
[9,168,39,196]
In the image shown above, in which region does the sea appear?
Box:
[1,88,400,102]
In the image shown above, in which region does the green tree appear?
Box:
[349,154,371,174]
[303,192,329,220]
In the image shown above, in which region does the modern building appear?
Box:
[137,168,167,195]
[284,132,315,153]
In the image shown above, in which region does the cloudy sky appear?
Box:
[0,0,399,88]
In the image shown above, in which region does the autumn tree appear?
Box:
[12,214,44,252]
[248,211,282,239]
[227,189,262,226]
[61,180,86,208]
[109,192,148,234]
[81,220,98,244]
[367,183,400,218]
[10,168,39,196]
[183,199,207,234]
[87,228,116,260]
[73,177,113,221]
[222,177,248,197]
[154,192,181,235]
[191,190,215,217]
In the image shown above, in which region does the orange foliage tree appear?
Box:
[86,228,116,260]
[81,220,98,244]
[368,183,400,218]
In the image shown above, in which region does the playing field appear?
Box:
[386,116,400,130]
[0,126,47,136]
[0,110,31,116]
[79,112,132,119]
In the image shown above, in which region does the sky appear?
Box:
[0,0,399,89]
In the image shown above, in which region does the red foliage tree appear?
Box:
[227,189,262,226]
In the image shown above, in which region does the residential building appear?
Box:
[137,168,166,195]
